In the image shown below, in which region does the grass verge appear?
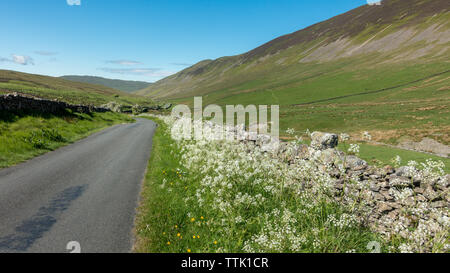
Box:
[134,117,387,253]
[0,110,134,168]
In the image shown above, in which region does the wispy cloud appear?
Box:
[13,55,35,65]
[171,62,193,67]
[0,54,35,65]
[98,67,174,78]
[34,51,58,56]
[105,60,143,66]
[67,0,81,6]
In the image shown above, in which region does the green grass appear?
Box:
[156,59,450,148]
[0,110,134,168]
[0,82,153,107]
[351,143,450,173]
[278,96,449,145]
[134,117,388,253]
[0,69,155,107]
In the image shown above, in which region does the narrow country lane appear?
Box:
[0,118,156,253]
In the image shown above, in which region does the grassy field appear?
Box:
[164,60,450,147]
[134,117,387,253]
[285,135,450,173]
[161,60,450,167]
[0,69,155,106]
[352,143,450,173]
[0,110,133,168]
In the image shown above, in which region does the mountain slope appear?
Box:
[60,75,151,93]
[136,0,449,107]
[0,70,153,106]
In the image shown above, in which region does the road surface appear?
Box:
[0,118,157,253]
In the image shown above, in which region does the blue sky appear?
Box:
[0,0,373,82]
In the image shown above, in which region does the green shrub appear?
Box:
[22,128,66,149]
[23,131,49,149]
[41,128,66,142]
[0,124,9,136]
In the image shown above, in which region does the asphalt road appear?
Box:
[0,118,157,253]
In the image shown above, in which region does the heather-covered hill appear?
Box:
[137,0,449,104]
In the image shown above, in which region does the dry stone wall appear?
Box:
[0,93,110,114]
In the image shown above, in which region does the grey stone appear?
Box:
[345,155,368,170]
[370,182,381,192]
[423,187,441,202]
[389,176,412,188]
[381,191,394,201]
[374,193,385,201]
[430,201,447,209]
[317,148,344,165]
[387,209,400,220]
[416,195,427,202]
[378,202,394,213]
[383,165,395,175]
[310,132,339,150]
[403,197,416,206]
[369,175,380,180]
[162,103,173,110]
[295,144,311,160]
[395,166,416,178]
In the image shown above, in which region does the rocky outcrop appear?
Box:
[0,93,110,114]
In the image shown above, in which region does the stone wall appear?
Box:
[226,125,449,251]
[0,93,110,114]
[263,131,449,251]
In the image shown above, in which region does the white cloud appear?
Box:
[67,0,81,6]
[99,67,174,78]
[106,60,143,66]
[171,62,193,67]
[0,54,34,65]
[12,55,35,65]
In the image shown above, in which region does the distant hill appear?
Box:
[136,0,449,105]
[0,70,153,106]
[61,75,152,93]
[134,0,449,147]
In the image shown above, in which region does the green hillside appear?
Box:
[61,75,151,93]
[0,69,154,106]
[136,0,450,146]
